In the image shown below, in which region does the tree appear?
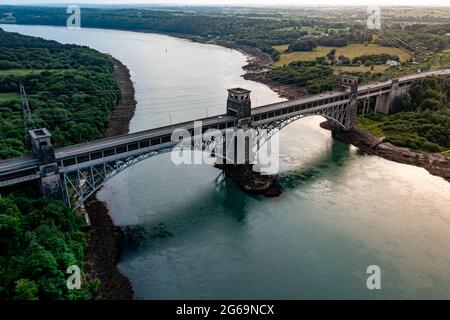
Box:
[337,55,350,65]
[287,40,317,52]
[0,198,23,256]
[326,48,337,64]
[392,94,413,113]
[13,279,38,300]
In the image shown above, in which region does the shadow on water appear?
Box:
[121,175,251,253]
[121,138,355,254]
[279,139,354,190]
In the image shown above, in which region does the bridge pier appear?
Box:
[29,129,65,202]
[214,88,278,195]
[344,97,358,130]
[4,72,448,208]
[340,75,359,130]
[374,79,410,114]
[226,88,253,166]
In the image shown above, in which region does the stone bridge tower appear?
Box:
[339,75,359,130]
[226,88,253,165]
[227,88,252,129]
[29,129,64,201]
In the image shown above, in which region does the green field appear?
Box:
[335,64,389,74]
[356,115,386,137]
[0,69,47,77]
[0,92,19,102]
[273,44,411,67]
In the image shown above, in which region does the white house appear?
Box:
[386,59,400,67]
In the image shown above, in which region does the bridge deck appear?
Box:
[1,69,449,183]
[0,156,38,174]
[54,114,235,159]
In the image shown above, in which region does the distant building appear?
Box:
[0,12,15,22]
[386,59,400,67]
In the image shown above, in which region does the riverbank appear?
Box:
[214,39,450,184]
[178,35,305,100]
[215,163,282,197]
[103,56,137,136]
[84,58,136,300]
[320,121,450,182]
[216,41,305,100]
[84,199,134,299]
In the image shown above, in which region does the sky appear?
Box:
[2,0,450,7]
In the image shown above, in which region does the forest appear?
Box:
[0,4,449,301]
[0,191,98,300]
[0,28,120,159]
[0,28,120,300]
[268,60,337,94]
[0,6,402,60]
[359,77,450,153]
[1,5,448,58]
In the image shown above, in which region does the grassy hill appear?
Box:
[273,43,411,67]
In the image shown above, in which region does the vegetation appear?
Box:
[0,4,449,300]
[268,60,337,94]
[0,28,120,300]
[3,5,446,64]
[0,69,47,77]
[351,54,400,65]
[273,44,411,67]
[0,92,18,102]
[316,37,349,47]
[359,77,450,152]
[0,28,120,160]
[287,39,317,52]
[0,192,98,300]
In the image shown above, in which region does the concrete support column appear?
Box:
[376,79,400,114]
[29,129,65,202]
[375,93,390,114]
[345,97,358,130]
[39,170,64,201]
[362,98,367,117]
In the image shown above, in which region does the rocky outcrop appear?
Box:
[84,57,136,300]
[215,163,282,197]
[321,121,450,182]
[85,200,134,300]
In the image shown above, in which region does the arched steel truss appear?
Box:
[63,136,233,210]
[63,102,351,210]
[253,102,349,148]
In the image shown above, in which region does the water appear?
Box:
[3,24,450,299]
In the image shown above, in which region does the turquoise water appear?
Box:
[3,24,450,299]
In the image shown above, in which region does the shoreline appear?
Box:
[320,121,450,182]
[82,32,448,300]
[103,56,137,137]
[80,38,289,299]
[84,58,136,300]
[193,37,306,100]
[217,39,450,183]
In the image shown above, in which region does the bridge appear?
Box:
[1,70,449,209]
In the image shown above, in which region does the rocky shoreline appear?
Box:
[213,40,305,100]
[320,121,450,182]
[228,42,450,184]
[81,41,292,299]
[103,56,137,136]
[82,35,449,301]
[84,199,134,299]
[215,163,282,197]
[173,35,305,100]
[84,58,136,300]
